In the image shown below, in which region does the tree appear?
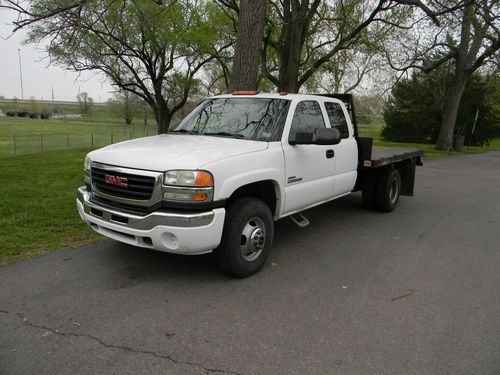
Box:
[382,69,500,146]
[227,0,267,92]
[435,1,499,150]
[354,95,384,124]
[2,0,231,133]
[220,0,452,93]
[77,92,93,115]
[28,96,39,115]
[385,0,500,150]
[108,91,142,125]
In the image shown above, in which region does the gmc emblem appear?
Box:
[104,175,128,187]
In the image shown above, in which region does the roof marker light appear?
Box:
[232,90,258,95]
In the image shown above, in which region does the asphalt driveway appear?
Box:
[1,152,499,375]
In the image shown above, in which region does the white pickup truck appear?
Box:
[77,93,423,277]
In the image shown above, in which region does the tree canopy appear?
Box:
[4,0,232,132]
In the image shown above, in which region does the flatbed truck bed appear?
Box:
[363,147,424,169]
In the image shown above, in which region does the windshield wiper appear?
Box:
[203,131,245,139]
[170,129,199,135]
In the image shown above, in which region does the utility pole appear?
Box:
[17,48,24,100]
[51,87,55,101]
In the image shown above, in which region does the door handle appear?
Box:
[326,149,334,159]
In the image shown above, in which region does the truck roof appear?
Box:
[211,93,343,102]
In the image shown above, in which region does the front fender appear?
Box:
[202,144,285,216]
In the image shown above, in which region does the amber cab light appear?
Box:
[232,90,258,95]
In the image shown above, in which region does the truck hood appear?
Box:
[88,134,269,171]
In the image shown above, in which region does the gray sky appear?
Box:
[0,9,113,102]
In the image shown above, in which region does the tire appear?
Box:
[362,171,378,210]
[375,168,401,212]
[214,198,274,278]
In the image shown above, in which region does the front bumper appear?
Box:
[76,186,225,254]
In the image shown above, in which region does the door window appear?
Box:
[289,101,325,140]
[324,102,350,139]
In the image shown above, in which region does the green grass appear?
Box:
[0,115,158,156]
[0,149,101,265]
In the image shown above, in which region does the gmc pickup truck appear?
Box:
[77,93,423,277]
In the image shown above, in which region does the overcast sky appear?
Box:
[0,10,113,102]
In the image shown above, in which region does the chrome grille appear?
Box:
[91,166,155,201]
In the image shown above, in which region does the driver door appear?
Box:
[282,100,336,214]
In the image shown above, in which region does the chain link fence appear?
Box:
[7,125,158,156]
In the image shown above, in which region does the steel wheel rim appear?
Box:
[240,217,266,261]
[389,178,399,204]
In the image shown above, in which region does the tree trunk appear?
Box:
[435,75,468,151]
[278,0,307,93]
[435,3,473,151]
[228,0,267,92]
[156,101,171,134]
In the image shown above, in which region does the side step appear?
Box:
[290,212,310,228]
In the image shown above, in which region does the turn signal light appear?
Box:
[195,171,213,187]
[193,193,208,201]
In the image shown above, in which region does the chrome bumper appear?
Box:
[77,186,215,229]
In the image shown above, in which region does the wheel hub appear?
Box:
[240,217,266,261]
[250,228,265,251]
[389,179,399,204]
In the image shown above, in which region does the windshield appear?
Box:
[173,98,290,141]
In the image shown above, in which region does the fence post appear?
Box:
[67,134,70,149]
[91,133,94,148]
[13,135,16,156]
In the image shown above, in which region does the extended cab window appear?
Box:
[173,98,290,141]
[324,102,350,139]
[289,101,325,140]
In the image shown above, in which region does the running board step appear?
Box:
[290,213,310,228]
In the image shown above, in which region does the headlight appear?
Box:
[84,156,91,171]
[164,170,213,187]
[163,170,214,202]
[84,156,91,184]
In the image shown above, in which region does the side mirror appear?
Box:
[289,131,315,145]
[315,128,341,145]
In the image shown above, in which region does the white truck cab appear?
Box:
[77,93,423,277]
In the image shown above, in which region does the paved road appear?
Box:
[1,152,499,375]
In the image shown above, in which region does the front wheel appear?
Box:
[214,198,274,278]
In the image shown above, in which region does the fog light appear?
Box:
[161,232,179,250]
[163,192,193,200]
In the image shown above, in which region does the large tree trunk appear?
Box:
[228,0,267,92]
[278,0,307,93]
[435,3,474,151]
[156,100,171,134]
[435,74,468,150]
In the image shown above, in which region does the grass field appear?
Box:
[0,115,158,156]
[1,117,499,266]
[0,149,100,265]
